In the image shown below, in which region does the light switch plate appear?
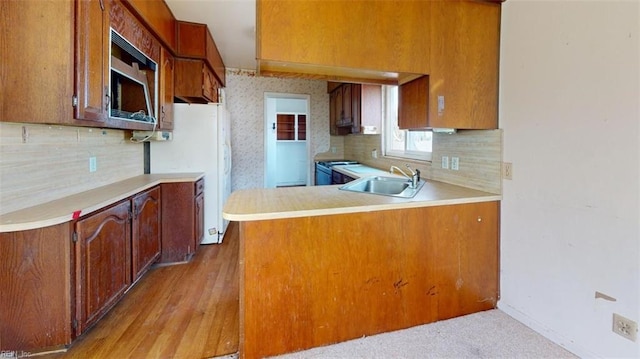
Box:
[89,156,97,173]
[441,156,449,169]
[451,157,459,171]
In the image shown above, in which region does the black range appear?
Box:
[315,160,358,185]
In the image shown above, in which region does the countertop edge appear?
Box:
[1,173,204,233]
[223,194,502,222]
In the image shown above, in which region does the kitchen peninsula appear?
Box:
[223,181,501,358]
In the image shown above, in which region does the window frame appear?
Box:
[382,86,433,162]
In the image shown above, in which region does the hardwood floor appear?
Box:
[44,222,240,359]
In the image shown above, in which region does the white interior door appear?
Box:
[264,93,310,188]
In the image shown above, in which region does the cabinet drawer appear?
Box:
[195,178,205,196]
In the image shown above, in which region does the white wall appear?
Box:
[499,1,639,357]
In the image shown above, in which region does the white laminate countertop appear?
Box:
[0,173,204,233]
[332,164,402,178]
[223,179,501,222]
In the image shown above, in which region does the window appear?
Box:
[383,86,432,161]
[276,113,306,141]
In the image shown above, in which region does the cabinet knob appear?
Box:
[477,216,482,222]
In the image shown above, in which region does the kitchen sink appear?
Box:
[339,176,425,198]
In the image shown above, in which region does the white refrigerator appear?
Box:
[150,103,232,244]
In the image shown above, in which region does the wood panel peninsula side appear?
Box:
[223,183,501,358]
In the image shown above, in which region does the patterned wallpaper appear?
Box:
[225,69,330,190]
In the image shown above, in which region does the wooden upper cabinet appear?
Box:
[330,82,382,135]
[399,76,429,130]
[428,1,500,129]
[74,0,110,122]
[257,0,430,84]
[0,0,74,124]
[176,21,226,87]
[121,0,177,51]
[174,58,218,104]
[158,46,174,130]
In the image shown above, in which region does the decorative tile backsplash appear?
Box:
[326,130,502,194]
[0,122,143,214]
[225,69,330,190]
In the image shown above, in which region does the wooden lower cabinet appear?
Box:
[0,223,74,352]
[75,200,132,335]
[239,201,499,358]
[0,184,171,353]
[195,191,205,245]
[132,186,162,282]
[160,178,204,263]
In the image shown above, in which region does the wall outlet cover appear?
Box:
[613,313,637,342]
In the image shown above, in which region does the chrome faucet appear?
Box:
[390,164,421,188]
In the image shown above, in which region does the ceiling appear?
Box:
[164,0,257,70]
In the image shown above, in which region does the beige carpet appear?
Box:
[267,309,576,358]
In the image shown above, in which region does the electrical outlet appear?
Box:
[613,313,637,342]
[331,146,337,154]
[89,156,97,173]
[371,149,377,159]
[503,162,513,180]
[451,157,459,171]
[441,156,449,169]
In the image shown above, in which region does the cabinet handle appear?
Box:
[99,0,104,11]
[104,87,110,111]
[161,105,165,122]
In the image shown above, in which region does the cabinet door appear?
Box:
[74,0,109,122]
[433,201,499,320]
[203,66,218,103]
[351,84,361,133]
[1,0,74,124]
[194,192,205,249]
[341,84,353,125]
[428,1,500,129]
[329,89,339,136]
[158,46,174,130]
[398,75,429,130]
[175,58,218,104]
[335,86,344,125]
[132,186,161,282]
[75,200,131,334]
[160,182,197,263]
[360,84,382,133]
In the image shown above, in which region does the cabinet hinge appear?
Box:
[72,319,78,331]
[72,95,78,107]
[72,231,78,243]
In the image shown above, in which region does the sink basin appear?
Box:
[339,176,425,198]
